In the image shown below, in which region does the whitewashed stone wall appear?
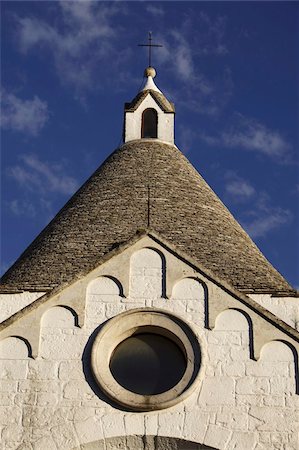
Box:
[0,246,298,450]
[124,95,174,144]
[0,292,46,323]
[249,294,299,331]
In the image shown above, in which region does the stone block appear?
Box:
[225,430,256,450]
[270,376,295,395]
[74,415,104,444]
[144,413,158,435]
[158,411,184,437]
[207,343,232,362]
[27,360,59,380]
[236,394,263,407]
[0,360,28,380]
[59,360,83,380]
[182,410,209,442]
[124,413,145,435]
[262,395,284,407]
[216,407,248,431]
[63,380,94,401]
[14,392,36,406]
[36,391,58,407]
[102,413,126,437]
[32,435,57,450]
[2,423,24,445]
[248,406,297,432]
[0,379,17,393]
[105,303,125,319]
[40,333,87,360]
[22,406,74,428]
[245,361,289,377]
[222,361,245,377]
[230,346,250,361]
[85,302,106,322]
[204,424,231,449]
[18,380,60,394]
[236,377,270,395]
[125,435,145,450]
[51,423,79,449]
[198,377,235,406]
[0,392,14,406]
[0,406,21,426]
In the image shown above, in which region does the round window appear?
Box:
[91,308,201,411]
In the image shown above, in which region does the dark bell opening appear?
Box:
[109,333,187,395]
[142,108,158,138]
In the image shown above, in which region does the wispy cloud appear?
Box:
[198,113,291,160]
[151,11,231,116]
[242,206,292,239]
[15,2,127,96]
[8,154,78,195]
[1,89,49,136]
[222,173,292,238]
[8,199,37,217]
[197,11,228,56]
[222,114,291,158]
[146,4,164,16]
[224,172,255,202]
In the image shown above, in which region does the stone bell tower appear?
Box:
[124,66,175,144]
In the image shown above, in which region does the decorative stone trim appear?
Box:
[91,308,202,411]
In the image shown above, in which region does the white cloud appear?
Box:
[177,126,197,154]
[197,11,228,56]
[239,192,293,238]
[8,199,37,217]
[170,31,195,82]
[146,5,164,16]
[242,208,292,239]
[1,90,49,136]
[8,154,78,195]
[16,2,126,94]
[222,114,291,158]
[198,113,291,160]
[224,173,255,202]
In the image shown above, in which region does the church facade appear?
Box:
[0,66,298,450]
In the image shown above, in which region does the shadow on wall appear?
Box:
[82,320,129,411]
[72,435,219,449]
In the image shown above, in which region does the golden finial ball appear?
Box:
[144,67,156,78]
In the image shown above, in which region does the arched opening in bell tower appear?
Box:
[141,108,158,138]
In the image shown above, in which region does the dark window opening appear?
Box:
[109,333,187,395]
[142,108,158,138]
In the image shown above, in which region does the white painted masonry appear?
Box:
[124,94,174,144]
[0,292,46,323]
[0,236,298,450]
[249,294,299,331]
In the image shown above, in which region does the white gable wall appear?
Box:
[249,294,299,331]
[0,292,46,323]
[0,239,298,450]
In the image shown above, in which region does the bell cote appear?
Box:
[123,67,175,144]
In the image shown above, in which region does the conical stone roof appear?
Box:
[0,140,295,295]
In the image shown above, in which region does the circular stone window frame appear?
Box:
[91,308,202,411]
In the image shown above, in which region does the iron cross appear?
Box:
[138,32,163,67]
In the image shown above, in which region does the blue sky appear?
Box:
[1,1,298,289]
